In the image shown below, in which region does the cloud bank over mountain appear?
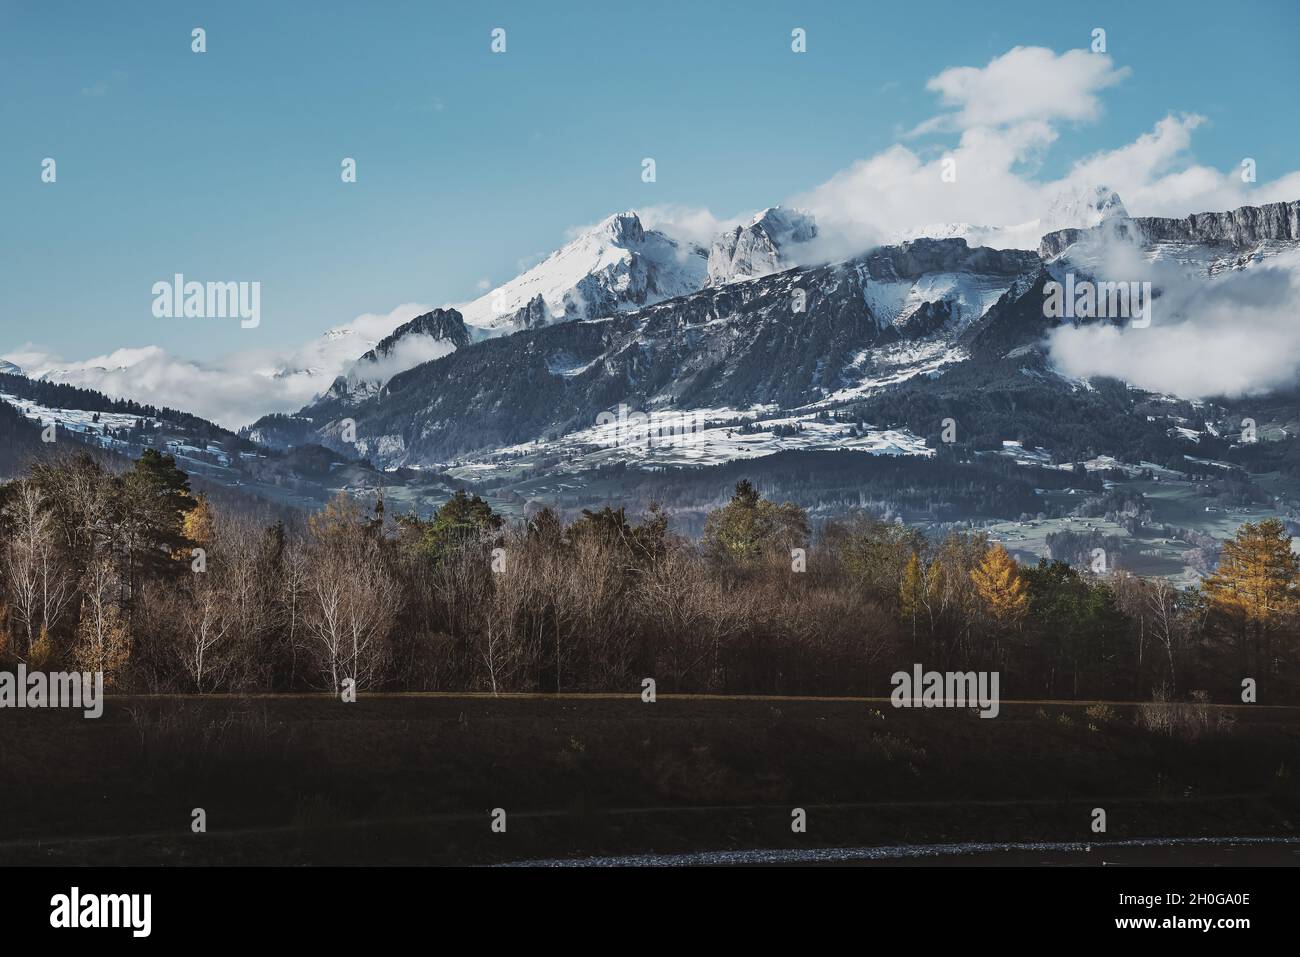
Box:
[3,303,429,428]
[1047,247,1300,399]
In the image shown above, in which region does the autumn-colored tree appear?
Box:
[1202,519,1300,673]
[29,625,55,670]
[971,544,1029,626]
[182,493,216,550]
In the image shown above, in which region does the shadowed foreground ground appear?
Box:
[1,694,1298,865]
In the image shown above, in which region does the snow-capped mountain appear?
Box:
[256,194,1300,476]
[707,206,818,284]
[455,211,708,331]
[1040,185,1128,234]
[0,359,22,376]
[279,236,1039,467]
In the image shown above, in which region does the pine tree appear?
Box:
[702,480,808,565]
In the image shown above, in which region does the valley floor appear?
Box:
[2,694,1298,865]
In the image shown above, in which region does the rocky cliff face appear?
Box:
[1040,200,1300,258]
[708,207,818,284]
[858,238,1038,282]
[359,308,471,362]
[317,308,473,406]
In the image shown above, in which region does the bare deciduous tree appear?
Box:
[304,544,401,692]
[71,556,131,683]
[2,481,74,657]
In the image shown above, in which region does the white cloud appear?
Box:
[1047,250,1300,399]
[787,47,1300,261]
[348,335,458,388]
[914,46,1129,134]
[4,303,428,429]
[633,204,746,248]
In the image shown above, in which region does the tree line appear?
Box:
[2,454,1297,701]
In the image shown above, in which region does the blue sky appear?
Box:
[2,0,1298,415]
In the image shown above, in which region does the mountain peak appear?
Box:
[359,308,470,364]
[592,211,646,246]
[748,205,816,233]
[708,206,818,284]
[454,210,706,332]
[1041,184,1128,233]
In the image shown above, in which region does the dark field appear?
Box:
[2,694,1299,865]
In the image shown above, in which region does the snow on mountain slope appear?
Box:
[860,269,1019,335]
[456,212,708,331]
[810,339,968,406]
[292,236,1041,469]
[707,206,818,284]
[0,392,146,436]
[445,405,932,484]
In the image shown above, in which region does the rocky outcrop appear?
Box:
[360,308,471,362]
[859,238,1039,281]
[1040,199,1300,258]
[708,207,817,284]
